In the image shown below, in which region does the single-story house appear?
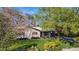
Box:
[14,24,58,39]
[15,26,42,39]
[41,29,58,38]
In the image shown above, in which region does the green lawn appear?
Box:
[8,38,47,51]
[0,38,79,51]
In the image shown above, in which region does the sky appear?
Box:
[13,7,41,26]
[14,7,40,15]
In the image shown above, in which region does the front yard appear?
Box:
[0,37,78,51]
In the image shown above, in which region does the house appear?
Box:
[31,27,42,38]
[41,29,58,38]
[0,7,58,39]
[15,23,58,39]
[15,26,42,39]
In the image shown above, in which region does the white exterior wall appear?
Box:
[17,27,41,39]
[25,29,32,39]
[32,29,41,38]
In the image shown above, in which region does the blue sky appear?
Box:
[14,7,40,15]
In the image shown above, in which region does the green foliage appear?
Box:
[39,7,79,36]
[8,38,73,51]
[0,7,79,51]
[73,37,79,47]
[60,40,73,49]
[0,13,17,50]
[43,39,62,51]
[75,37,79,41]
[0,38,77,51]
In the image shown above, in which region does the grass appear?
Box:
[7,38,47,51]
[0,38,79,51]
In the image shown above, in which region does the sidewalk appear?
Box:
[63,48,79,51]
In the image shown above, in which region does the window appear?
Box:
[32,32,38,35]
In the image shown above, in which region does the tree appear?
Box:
[0,8,17,50]
[39,7,79,36]
[0,7,32,50]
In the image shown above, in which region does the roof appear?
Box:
[31,27,56,32]
[32,27,42,30]
[31,27,42,31]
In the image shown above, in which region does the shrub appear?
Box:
[43,38,62,51]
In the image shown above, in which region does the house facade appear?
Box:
[15,26,42,39]
[31,27,42,38]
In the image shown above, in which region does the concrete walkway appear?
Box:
[63,48,79,51]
